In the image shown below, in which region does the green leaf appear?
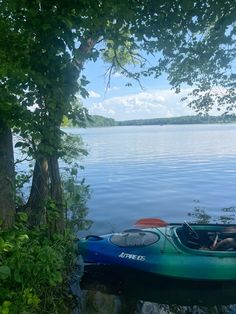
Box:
[17,212,28,222]
[0,266,11,280]
[17,234,29,242]
[2,301,12,314]
[14,269,22,283]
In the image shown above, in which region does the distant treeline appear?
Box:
[61,114,118,127]
[85,115,118,127]
[83,114,236,127]
[62,114,236,128]
[118,115,236,126]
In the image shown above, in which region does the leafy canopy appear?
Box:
[1,0,236,128]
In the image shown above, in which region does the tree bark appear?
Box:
[26,155,49,226]
[0,120,15,228]
[49,155,64,232]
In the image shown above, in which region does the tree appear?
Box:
[0,0,91,229]
[0,4,30,228]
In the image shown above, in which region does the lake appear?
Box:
[68,124,236,235]
[67,124,236,313]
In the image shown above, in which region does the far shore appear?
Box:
[62,114,236,128]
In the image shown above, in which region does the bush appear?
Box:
[0,213,77,314]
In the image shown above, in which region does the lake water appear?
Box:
[68,124,236,313]
[68,124,236,235]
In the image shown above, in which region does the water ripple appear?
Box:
[70,125,236,234]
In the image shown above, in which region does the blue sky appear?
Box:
[82,57,196,121]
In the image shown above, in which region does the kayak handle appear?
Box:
[85,235,103,241]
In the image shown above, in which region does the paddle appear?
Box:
[134,218,168,228]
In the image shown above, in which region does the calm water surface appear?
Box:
[68,124,236,313]
[69,124,236,235]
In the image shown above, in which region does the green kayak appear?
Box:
[78,222,236,281]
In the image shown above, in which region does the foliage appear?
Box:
[15,172,32,208]
[0,214,77,314]
[0,162,90,313]
[84,115,118,128]
[143,0,236,113]
[62,114,117,128]
[60,134,88,164]
[63,165,92,232]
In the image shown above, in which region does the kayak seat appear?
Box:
[212,236,236,251]
[176,227,200,249]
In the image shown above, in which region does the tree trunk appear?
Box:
[0,120,15,228]
[49,155,64,232]
[26,155,49,226]
[25,37,98,230]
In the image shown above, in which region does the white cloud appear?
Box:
[86,88,195,120]
[107,86,121,92]
[89,90,101,98]
[89,103,116,116]
[113,72,123,78]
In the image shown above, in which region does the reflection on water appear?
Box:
[188,202,236,224]
[79,265,236,314]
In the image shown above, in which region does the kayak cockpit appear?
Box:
[175,223,236,251]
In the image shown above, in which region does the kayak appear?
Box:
[78,221,236,281]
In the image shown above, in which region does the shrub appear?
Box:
[0,213,77,314]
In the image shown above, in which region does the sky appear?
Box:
[82,57,196,121]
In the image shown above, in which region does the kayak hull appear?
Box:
[78,224,236,281]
